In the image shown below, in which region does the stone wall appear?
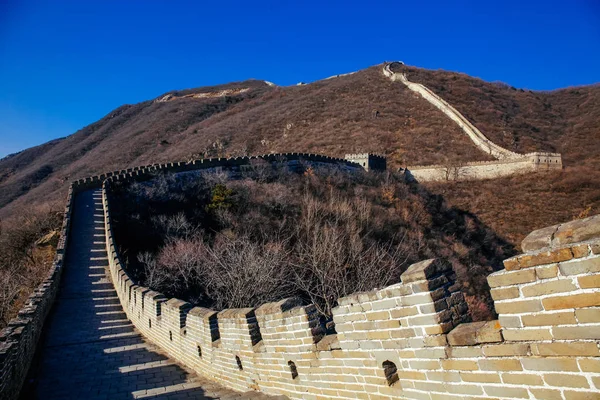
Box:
[406,152,563,182]
[0,185,76,400]
[101,156,600,399]
[383,64,520,161]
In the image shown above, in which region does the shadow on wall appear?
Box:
[23,190,226,400]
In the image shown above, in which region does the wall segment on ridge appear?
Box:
[99,155,600,399]
[383,63,564,182]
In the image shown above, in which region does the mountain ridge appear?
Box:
[1,63,599,247]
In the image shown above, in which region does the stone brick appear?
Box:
[553,214,600,247]
[521,224,557,252]
[501,328,552,341]
[482,343,529,357]
[571,243,591,258]
[593,242,600,255]
[553,325,600,340]
[502,372,544,385]
[531,342,600,356]
[519,247,574,269]
[423,335,447,347]
[440,359,478,371]
[495,299,543,314]
[521,279,577,297]
[522,357,579,371]
[400,258,450,283]
[490,286,519,301]
[478,358,523,371]
[459,372,501,383]
[559,257,600,275]
[503,256,520,270]
[543,292,600,310]
[446,346,483,358]
[543,373,590,388]
[487,269,536,288]
[530,388,563,400]
[498,315,522,328]
[447,320,501,346]
[521,311,576,326]
[536,264,559,279]
[579,358,600,372]
[575,307,600,323]
[578,274,600,288]
[483,385,529,399]
[563,390,600,400]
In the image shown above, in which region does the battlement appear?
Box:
[100,161,600,399]
[2,152,598,400]
[344,153,387,171]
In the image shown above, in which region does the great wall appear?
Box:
[382,63,563,181]
[0,65,594,399]
[1,152,599,400]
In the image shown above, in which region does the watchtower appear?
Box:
[344,153,387,171]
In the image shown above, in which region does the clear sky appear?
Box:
[0,0,599,159]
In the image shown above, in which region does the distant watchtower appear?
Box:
[344,153,387,171]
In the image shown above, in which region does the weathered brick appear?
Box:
[503,256,520,270]
[575,307,600,323]
[459,372,501,383]
[563,390,600,400]
[579,357,600,372]
[531,342,600,356]
[401,258,450,283]
[521,279,577,297]
[487,269,536,288]
[536,264,559,279]
[495,299,543,314]
[571,243,591,258]
[543,292,600,310]
[519,247,573,269]
[440,359,478,371]
[502,372,544,385]
[498,314,522,328]
[483,385,529,399]
[578,274,600,288]
[522,357,579,371]
[553,214,600,247]
[447,320,501,346]
[553,325,600,340]
[423,335,447,347]
[482,343,529,357]
[478,358,522,371]
[521,224,557,252]
[530,388,563,400]
[521,311,576,326]
[544,373,590,388]
[490,286,519,301]
[559,257,600,275]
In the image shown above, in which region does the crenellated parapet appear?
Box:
[0,184,80,400]
[3,151,599,399]
[101,158,600,399]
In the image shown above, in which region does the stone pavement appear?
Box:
[27,189,280,400]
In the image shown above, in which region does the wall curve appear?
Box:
[99,154,600,399]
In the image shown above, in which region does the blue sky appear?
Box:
[0,0,599,159]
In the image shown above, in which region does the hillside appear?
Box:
[1,63,599,248]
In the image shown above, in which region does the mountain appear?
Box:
[1,63,599,247]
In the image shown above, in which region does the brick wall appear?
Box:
[0,185,76,400]
[406,152,563,182]
[102,158,600,399]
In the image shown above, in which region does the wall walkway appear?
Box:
[27,188,282,400]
